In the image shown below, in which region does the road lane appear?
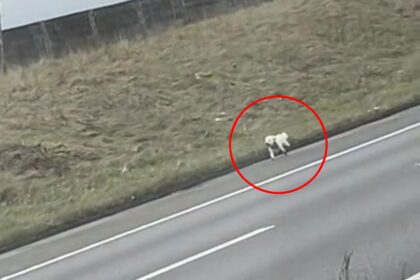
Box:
[139,125,420,280]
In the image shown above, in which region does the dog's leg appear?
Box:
[279,144,288,156]
[268,147,275,159]
[277,142,287,154]
[277,135,289,156]
[280,146,287,156]
[284,139,290,156]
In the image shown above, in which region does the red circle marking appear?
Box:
[228,95,329,195]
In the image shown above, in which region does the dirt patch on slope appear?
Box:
[0,143,99,179]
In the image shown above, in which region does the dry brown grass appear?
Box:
[0,0,420,249]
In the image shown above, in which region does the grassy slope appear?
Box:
[0,0,420,249]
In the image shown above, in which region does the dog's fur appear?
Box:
[264,132,290,159]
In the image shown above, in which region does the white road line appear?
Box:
[257,122,420,186]
[136,225,276,280]
[1,122,420,280]
[405,272,420,280]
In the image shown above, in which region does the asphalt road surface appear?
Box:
[1,106,420,280]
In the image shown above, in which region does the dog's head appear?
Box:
[264,136,276,147]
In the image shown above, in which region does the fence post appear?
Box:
[88,10,99,38]
[132,0,148,37]
[39,21,53,57]
[0,2,6,73]
[169,0,178,20]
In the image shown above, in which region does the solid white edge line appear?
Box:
[136,225,276,280]
[405,272,420,280]
[0,187,253,280]
[1,122,420,280]
[258,122,420,186]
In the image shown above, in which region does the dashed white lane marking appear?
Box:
[136,225,276,280]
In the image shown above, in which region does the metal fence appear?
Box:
[0,0,272,69]
[0,3,5,72]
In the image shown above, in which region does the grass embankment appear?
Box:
[0,0,420,251]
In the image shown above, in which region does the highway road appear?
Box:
[1,106,420,280]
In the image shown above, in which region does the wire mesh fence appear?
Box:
[0,0,272,68]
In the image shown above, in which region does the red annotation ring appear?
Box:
[228,95,329,195]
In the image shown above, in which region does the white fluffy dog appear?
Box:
[264,132,291,159]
